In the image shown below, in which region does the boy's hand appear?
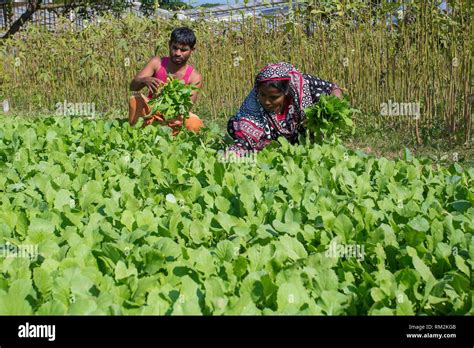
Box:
[168,112,198,127]
[168,115,184,128]
[140,77,162,94]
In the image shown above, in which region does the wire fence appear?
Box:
[0,0,295,36]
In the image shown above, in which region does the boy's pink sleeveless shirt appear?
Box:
[148,57,194,99]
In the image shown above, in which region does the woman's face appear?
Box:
[257,84,287,113]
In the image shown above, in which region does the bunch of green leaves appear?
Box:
[304,95,359,142]
[147,77,197,121]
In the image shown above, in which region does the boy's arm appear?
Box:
[188,71,202,105]
[130,57,162,93]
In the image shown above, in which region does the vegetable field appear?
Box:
[0,116,472,315]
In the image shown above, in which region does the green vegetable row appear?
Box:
[0,116,472,315]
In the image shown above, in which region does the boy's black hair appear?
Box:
[257,79,291,94]
[170,27,196,48]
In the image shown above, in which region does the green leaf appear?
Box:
[37,300,67,315]
[447,200,472,213]
[319,290,348,315]
[79,180,103,208]
[9,279,34,300]
[370,307,394,315]
[115,261,137,281]
[204,277,227,313]
[155,237,181,260]
[403,148,413,161]
[143,248,165,275]
[190,220,211,244]
[29,217,56,235]
[406,246,435,282]
[277,282,309,314]
[370,287,385,302]
[276,235,308,261]
[136,208,156,230]
[121,210,135,231]
[314,269,339,292]
[213,162,225,185]
[0,293,33,315]
[396,292,415,315]
[68,299,97,315]
[215,240,237,262]
[0,279,33,315]
[333,213,353,241]
[408,216,430,232]
[454,255,470,277]
[304,95,357,141]
[188,247,216,275]
[233,256,249,278]
[33,268,53,295]
[272,219,300,235]
[214,212,240,232]
[215,196,231,213]
[53,189,74,210]
[172,276,203,315]
[227,293,261,315]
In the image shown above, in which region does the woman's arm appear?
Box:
[303,73,344,102]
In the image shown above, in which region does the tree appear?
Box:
[1,0,135,39]
[198,3,223,9]
[141,0,190,14]
[1,0,196,39]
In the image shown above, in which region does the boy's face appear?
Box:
[169,42,194,66]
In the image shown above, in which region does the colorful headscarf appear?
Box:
[242,62,315,138]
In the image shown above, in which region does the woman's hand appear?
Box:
[331,87,344,99]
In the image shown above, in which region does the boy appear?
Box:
[128,27,203,134]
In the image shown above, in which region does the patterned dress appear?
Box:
[227,62,338,154]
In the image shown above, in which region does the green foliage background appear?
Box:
[0,0,472,142]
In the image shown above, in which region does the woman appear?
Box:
[227,62,343,154]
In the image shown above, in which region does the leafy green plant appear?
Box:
[147,77,197,121]
[0,115,472,315]
[304,95,359,142]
